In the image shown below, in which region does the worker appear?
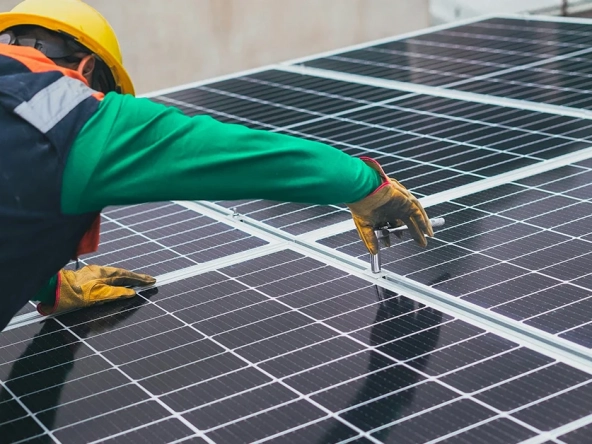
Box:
[0,0,433,332]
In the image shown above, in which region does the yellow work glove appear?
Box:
[37,265,156,316]
[347,157,434,255]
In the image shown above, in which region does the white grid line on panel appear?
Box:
[463,75,592,101]
[553,312,592,336]
[279,126,491,181]
[49,316,216,444]
[498,12,592,26]
[423,416,523,444]
[102,201,176,217]
[396,37,554,61]
[419,146,592,208]
[280,127,559,184]
[0,347,97,379]
[468,19,592,37]
[301,44,592,102]
[0,381,60,444]
[277,65,592,120]
[99,204,273,267]
[201,79,388,114]
[106,203,181,222]
[519,412,592,444]
[398,207,592,299]
[239,76,408,107]
[282,120,535,171]
[100,212,199,264]
[153,96,277,130]
[150,244,285,287]
[463,360,559,397]
[201,399,329,435]
[10,366,121,404]
[8,310,418,422]
[360,101,592,145]
[312,54,480,86]
[1,353,101,387]
[252,418,362,444]
[157,346,363,404]
[108,209,209,231]
[195,85,329,120]
[435,29,590,50]
[92,226,248,264]
[30,379,169,419]
[193,80,587,165]
[365,46,524,70]
[405,230,584,283]
[85,416,180,444]
[13,435,48,444]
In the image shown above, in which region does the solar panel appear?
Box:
[4,12,592,444]
[296,17,592,110]
[3,249,592,443]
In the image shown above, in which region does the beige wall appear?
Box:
[0,0,429,94]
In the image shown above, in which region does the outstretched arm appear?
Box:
[31,93,431,317]
[61,93,382,214]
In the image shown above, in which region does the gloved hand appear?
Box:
[347,157,433,255]
[37,265,156,316]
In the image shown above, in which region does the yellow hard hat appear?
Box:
[0,0,134,95]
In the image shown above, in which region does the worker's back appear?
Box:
[0,43,99,329]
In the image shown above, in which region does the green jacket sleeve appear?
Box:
[61,92,381,214]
